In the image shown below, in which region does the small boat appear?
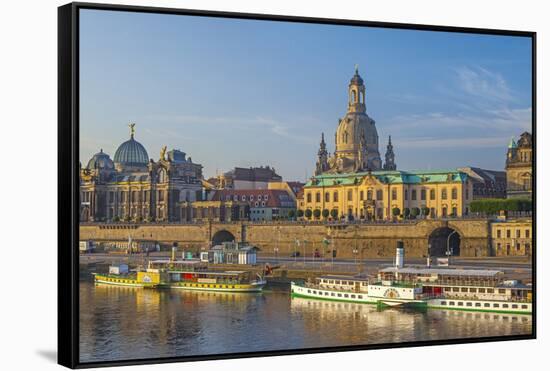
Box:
[93,264,163,288]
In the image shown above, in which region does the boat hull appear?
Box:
[168,280,266,293]
[94,274,157,288]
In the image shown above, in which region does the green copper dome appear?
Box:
[114,124,149,166]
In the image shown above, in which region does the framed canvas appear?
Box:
[58,2,536,368]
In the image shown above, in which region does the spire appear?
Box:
[508,137,517,149]
[315,132,329,175]
[383,135,396,171]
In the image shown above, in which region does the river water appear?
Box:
[79,281,532,363]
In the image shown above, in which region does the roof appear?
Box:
[379,266,503,277]
[318,274,370,282]
[114,136,149,166]
[211,189,295,208]
[225,166,282,182]
[305,169,468,188]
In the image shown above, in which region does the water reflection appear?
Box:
[80,282,532,363]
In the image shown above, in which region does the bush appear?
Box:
[392,207,401,217]
[288,209,296,219]
[322,209,330,218]
[410,207,420,218]
[112,216,120,222]
[330,209,339,219]
[403,208,411,218]
[313,209,321,219]
[297,209,304,218]
[305,209,312,219]
[421,207,430,216]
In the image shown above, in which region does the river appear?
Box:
[79,281,532,363]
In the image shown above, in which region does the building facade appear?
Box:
[298,170,473,221]
[315,66,386,175]
[180,200,249,222]
[490,218,532,256]
[458,167,507,199]
[506,132,533,199]
[80,124,204,222]
[206,166,283,190]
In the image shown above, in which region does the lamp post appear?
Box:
[303,240,307,265]
[446,230,458,265]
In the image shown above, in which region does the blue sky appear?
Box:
[79,9,532,181]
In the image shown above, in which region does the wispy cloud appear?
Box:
[395,136,511,149]
[454,65,515,103]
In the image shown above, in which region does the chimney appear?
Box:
[395,241,404,268]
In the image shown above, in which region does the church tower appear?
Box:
[315,133,329,175]
[383,135,397,170]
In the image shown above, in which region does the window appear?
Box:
[484,303,490,307]
[333,192,338,202]
[475,303,481,307]
[242,195,246,201]
[512,304,518,309]
[391,189,397,200]
[466,302,472,307]
[478,288,486,293]
[347,190,353,201]
[452,287,459,292]
[420,189,426,201]
[497,230,501,238]
[498,289,506,294]
[359,190,364,200]
[469,288,477,293]
[461,287,468,292]
[516,230,521,238]
[449,301,455,306]
[521,305,528,309]
[367,190,373,201]
[306,193,312,203]
[411,190,417,200]
[441,301,447,305]
[315,192,321,203]
[451,187,458,200]
[441,188,448,200]
[506,230,511,238]
[250,195,254,201]
[526,229,530,238]
[376,190,383,200]
[458,302,464,306]
[404,189,408,200]
[503,304,509,308]
[487,289,494,293]
[430,189,436,200]
[325,192,330,202]
[493,303,499,308]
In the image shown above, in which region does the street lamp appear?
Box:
[353,247,359,266]
[446,230,458,265]
[274,246,279,263]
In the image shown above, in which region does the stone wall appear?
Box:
[80,219,491,258]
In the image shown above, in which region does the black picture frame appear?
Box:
[58,2,537,368]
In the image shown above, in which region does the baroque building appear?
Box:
[506,132,533,199]
[80,124,204,222]
[315,66,384,175]
[299,170,473,221]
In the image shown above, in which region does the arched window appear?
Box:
[451,187,458,200]
[391,189,397,200]
[351,90,356,103]
[430,189,436,200]
[376,190,383,200]
[441,188,448,200]
[315,192,321,203]
[411,190,417,201]
[306,193,312,203]
[367,190,373,201]
[333,192,339,202]
[420,189,426,201]
[157,169,167,183]
[347,190,353,201]
[325,192,330,202]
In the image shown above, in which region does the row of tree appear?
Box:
[469,198,532,214]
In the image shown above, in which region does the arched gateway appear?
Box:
[211,230,236,245]
[428,227,461,257]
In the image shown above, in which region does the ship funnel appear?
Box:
[395,241,404,268]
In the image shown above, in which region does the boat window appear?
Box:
[441,301,446,305]
[458,302,464,306]
[338,293,342,297]
[493,303,499,308]
[512,304,518,309]
[499,289,506,294]
[351,295,356,298]
[444,287,451,292]
[449,301,455,306]
[313,291,317,294]
[466,302,472,307]
[452,287,459,292]
[503,304,509,308]
[344,294,349,298]
[469,288,476,293]
[521,305,528,309]
[329,280,334,284]
[335,281,340,285]
[487,289,494,293]
[478,288,486,293]
[307,290,311,293]
[358,295,363,299]
[475,303,481,307]
[461,288,468,292]
[325,292,329,296]
[331,293,335,296]
[484,303,490,307]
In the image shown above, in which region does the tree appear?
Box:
[112,215,120,222]
[403,208,411,219]
[305,209,312,219]
[330,209,339,219]
[470,198,532,214]
[313,209,321,219]
[322,209,330,219]
[392,207,401,217]
[297,209,304,218]
[421,207,430,217]
[288,209,296,219]
[410,207,420,219]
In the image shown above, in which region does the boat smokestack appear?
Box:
[395,241,404,268]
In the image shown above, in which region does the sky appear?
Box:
[79,9,532,181]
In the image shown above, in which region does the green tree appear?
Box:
[392,207,401,217]
[305,209,312,219]
[322,209,330,219]
[313,209,321,219]
[297,209,304,218]
[112,215,120,222]
[410,207,420,218]
[403,208,411,219]
[330,209,339,219]
[288,209,296,219]
[421,207,430,217]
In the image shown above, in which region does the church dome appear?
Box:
[87,149,114,170]
[114,124,149,166]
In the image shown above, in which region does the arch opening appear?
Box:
[212,230,236,245]
[428,227,460,257]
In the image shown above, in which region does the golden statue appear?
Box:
[129,123,136,138]
[160,145,167,161]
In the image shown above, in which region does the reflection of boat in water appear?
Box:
[291,242,532,315]
[93,259,266,292]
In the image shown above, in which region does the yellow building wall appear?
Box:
[491,220,532,256]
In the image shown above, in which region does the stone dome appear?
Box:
[114,133,149,167]
[87,149,114,170]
